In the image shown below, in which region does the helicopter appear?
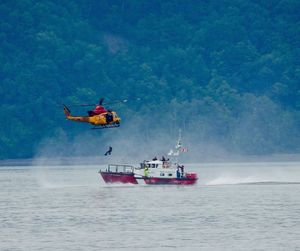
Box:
[63,98,123,129]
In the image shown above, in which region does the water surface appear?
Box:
[1,162,300,251]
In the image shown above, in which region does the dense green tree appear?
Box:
[0,0,299,159]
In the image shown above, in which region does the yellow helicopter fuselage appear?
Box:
[63,105,121,127]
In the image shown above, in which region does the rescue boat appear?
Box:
[99,160,197,185]
[99,130,197,185]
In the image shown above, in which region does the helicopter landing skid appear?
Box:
[91,124,120,130]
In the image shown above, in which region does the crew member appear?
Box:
[180,165,184,177]
[176,167,181,179]
[106,109,113,123]
[144,167,149,177]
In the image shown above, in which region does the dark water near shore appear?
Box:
[1,162,300,251]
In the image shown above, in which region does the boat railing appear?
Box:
[100,164,134,174]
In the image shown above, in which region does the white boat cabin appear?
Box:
[133,159,185,180]
[140,160,172,169]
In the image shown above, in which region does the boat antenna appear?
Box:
[175,129,182,150]
[168,129,182,164]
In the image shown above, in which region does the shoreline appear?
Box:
[1,153,300,166]
[0,157,109,166]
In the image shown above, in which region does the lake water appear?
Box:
[1,162,300,251]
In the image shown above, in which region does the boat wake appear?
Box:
[206,181,300,186]
[205,176,300,186]
[238,181,300,185]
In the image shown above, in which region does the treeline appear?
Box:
[0,0,299,159]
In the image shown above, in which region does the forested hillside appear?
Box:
[0,0,299,159]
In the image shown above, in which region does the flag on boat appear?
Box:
[168,130,188,156]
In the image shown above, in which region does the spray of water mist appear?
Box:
[32,121,300,187]
[32,95,300,190]
[32,91,300,167]
[32,119,174,166]
[197,162,300,185]
[32,118,295,166]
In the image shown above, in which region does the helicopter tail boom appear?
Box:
[63,105,93,123]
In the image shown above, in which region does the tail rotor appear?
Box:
[63,104,71,117]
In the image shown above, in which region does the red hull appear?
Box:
[143,177,197,185]
[100,172,138,184]
[100,172,197,185]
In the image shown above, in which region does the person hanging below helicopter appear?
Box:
[104,146,112,156]
[88,98,107,116]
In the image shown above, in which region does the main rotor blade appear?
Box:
[59,97,139,108]
[68,104,96,107]
[104,99,128,105]
[59,101,124,107]
[105,97,140,105]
